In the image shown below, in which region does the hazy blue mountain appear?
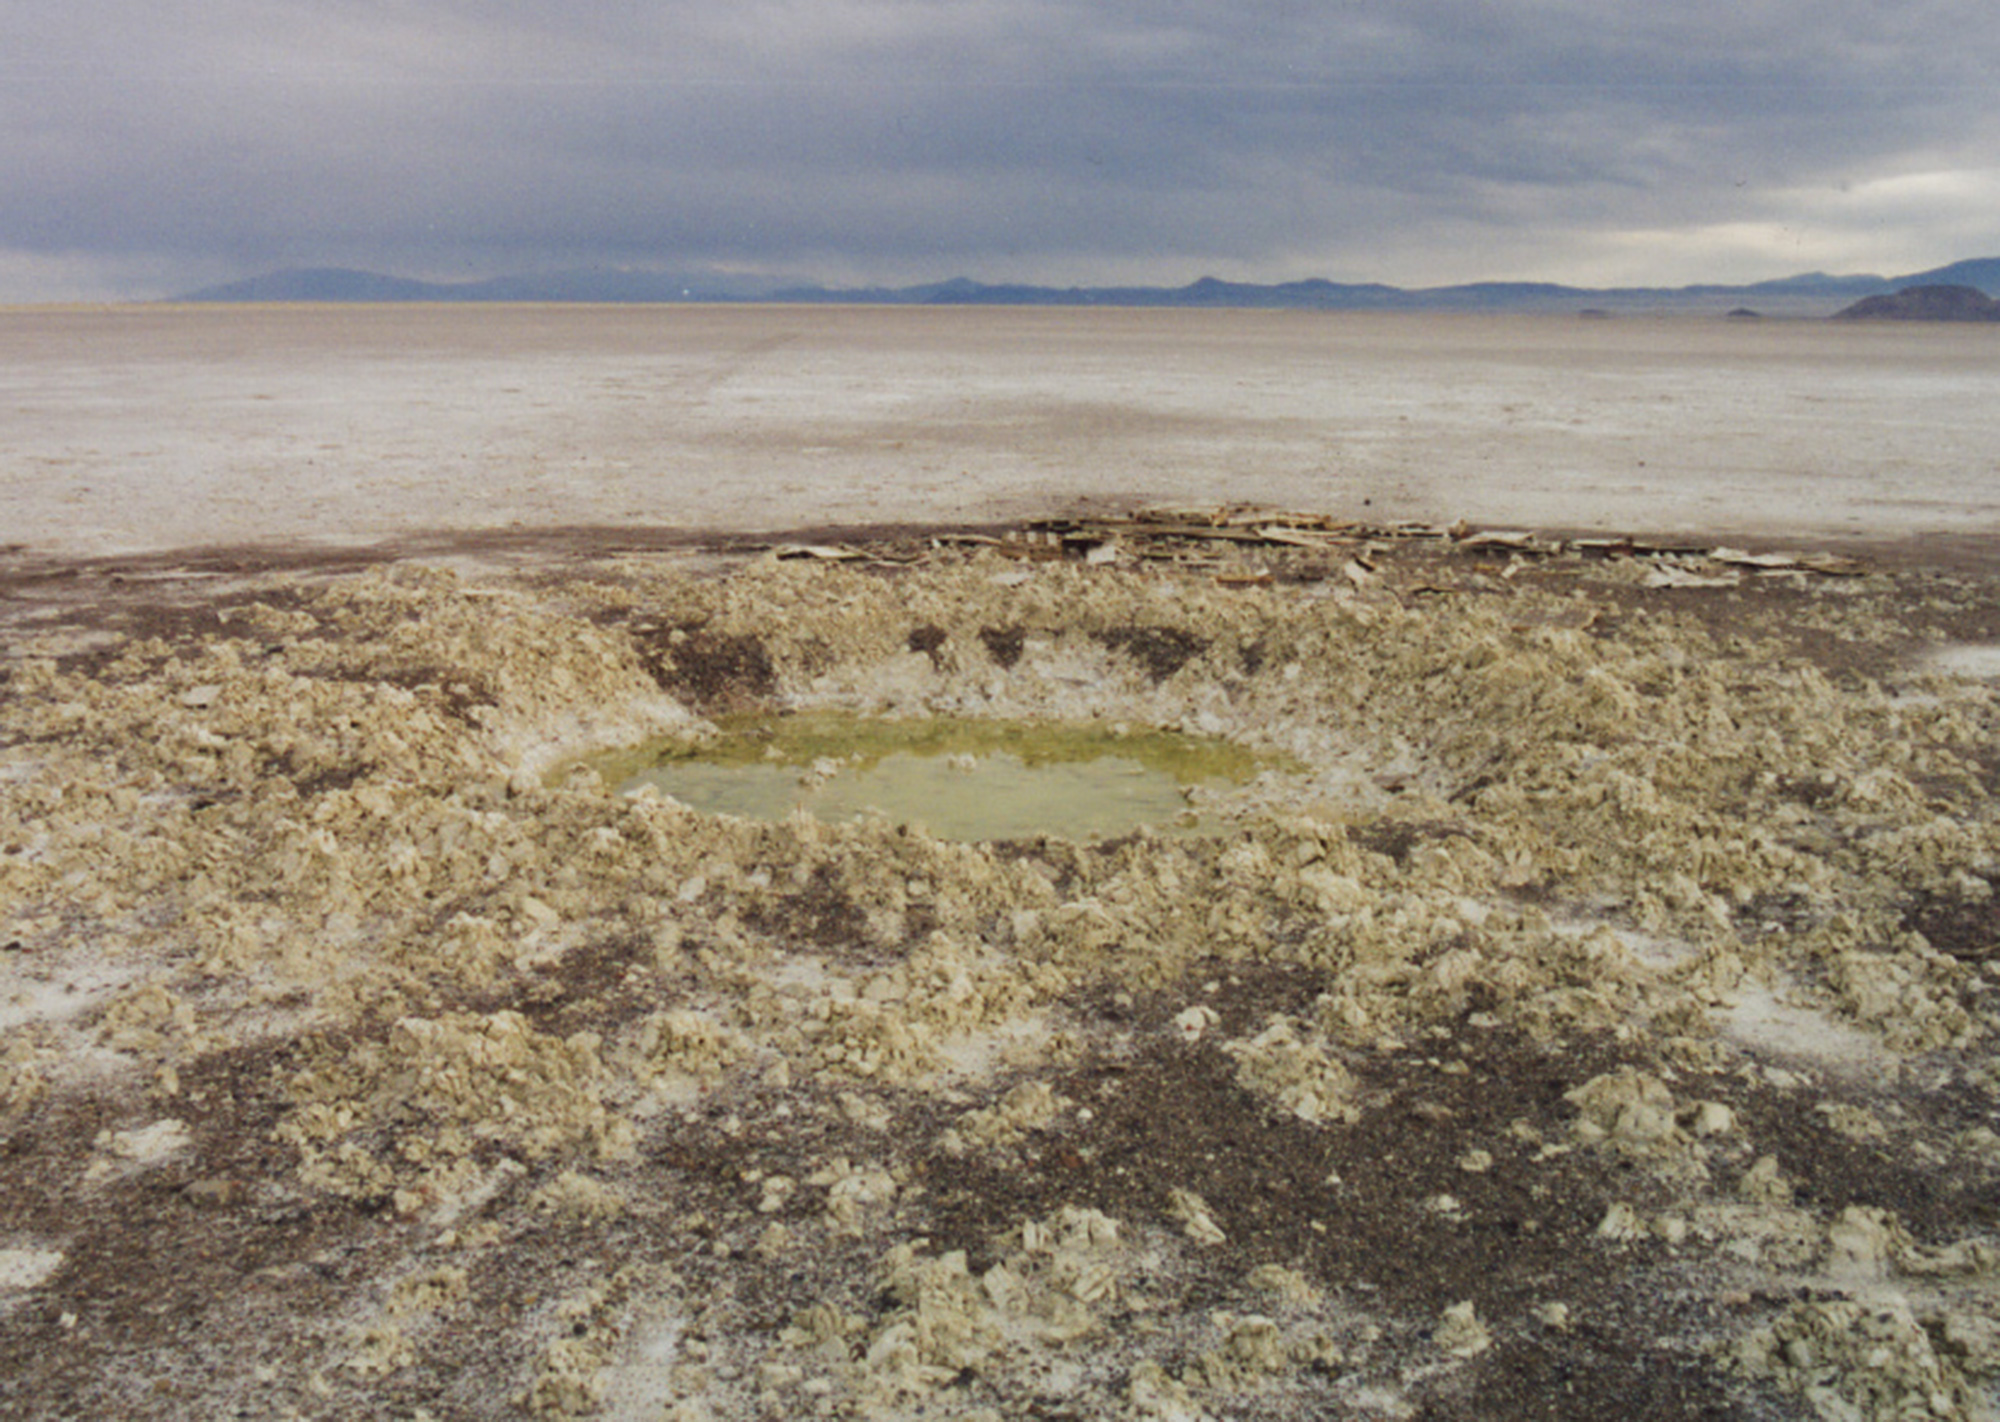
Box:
[175,258,2000,312]
[1897,257,2000,292]
[178,268,451,301]
[178,266,797,304]
[1735,270,1893,296]
[449,268,798,301]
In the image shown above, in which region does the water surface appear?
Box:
[595,712,1280,841]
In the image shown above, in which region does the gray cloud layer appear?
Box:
[6,1,1997,298]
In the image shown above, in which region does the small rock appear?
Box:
[1435,1300,1491,1358]
[183,1177,243,1209]
[1686,1100,1736,1137]
[1738,1154,1794,1204]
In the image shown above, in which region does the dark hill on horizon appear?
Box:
[173,257,2000,315]
[1833,284,2000,321]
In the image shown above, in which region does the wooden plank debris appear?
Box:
[770,544,866,561]
[912,506,1875,581]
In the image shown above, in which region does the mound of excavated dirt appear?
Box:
[2,528,1998,1420]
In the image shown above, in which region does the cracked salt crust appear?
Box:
[1720,978,1890,1070]
[1924,643,2000,681]
[0,1247,64,1296]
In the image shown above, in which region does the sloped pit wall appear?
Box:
[612,556,1999,970]
[2,551,1997,1418]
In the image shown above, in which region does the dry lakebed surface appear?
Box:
[1,514,1999,1421]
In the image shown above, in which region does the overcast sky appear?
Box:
[5,1,1997,300]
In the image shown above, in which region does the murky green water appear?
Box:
[587,713,1285,841]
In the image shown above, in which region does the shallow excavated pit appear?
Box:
[4,536,2000,1422]
[584,712,1292,842]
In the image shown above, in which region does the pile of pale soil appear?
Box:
[1,529,1997,1420]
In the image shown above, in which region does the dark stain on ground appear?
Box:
[632,622,777,711]
[736,862,876,960]
[1717,1071,1999,1242]
[1900,875,2000,963]
[1348,818,1480,867]
[517,929,667,1035]
[0,1036,401,1420]
[908,964,1771,1418]
[979,624,1027,669]
[1093,625,1209,680]
[906,624,948,669]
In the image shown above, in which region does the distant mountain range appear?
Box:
[175,257,2000,316]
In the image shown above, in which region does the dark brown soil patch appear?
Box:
[0,1039,396,1421]
[1093,625,1208,680]
[1900,877,2000,963]
[1416,1332,1765,1421]
[1717,1074,2000,1241]
[632,623,777,711]
[907,624,948,668]
[1348,819,1480,866]
[979,625,1026,669]
[917,966,1767,1418]
[735,863,875,960]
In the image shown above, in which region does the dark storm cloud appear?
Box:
[4,1,1997,296]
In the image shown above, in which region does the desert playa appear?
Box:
[2,307,1999,1420]
[2,304,1999,559]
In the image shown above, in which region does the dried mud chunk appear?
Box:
[0,1038,50,1116]
[278,1010,633,1195]
[942,1079,1068,1154]
[388,1265,470,1315]
[1434,1299,1493,1359]
[522,1270,640,1417]
[1935,1310,2000,1373]
[1823,950,1976,1052]
[807,1157,897,1235]
[1564,1067,1686,1159]
[1190,1313,1294,1386]
[627,1009,749,1087]
[530,1170,627,1222]
[0,1246,64,1293]
[1815,1101,1885,1140]
[1220,1015,1361,1125]
[1729,1296,1981,1420]
[103,1117,192,1164]
[1167,1186,1228,1245]
[1736,1154,1794,1205]
[807,997,944,1082]
[1246,1262,1322,1307]
[1128,1360,1201,1417]
[346,1322,415,1376]
[843,1205,1134,1403]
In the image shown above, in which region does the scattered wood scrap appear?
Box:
[728,507,1870,582]
[1015,506,1870,579]
[768,543,867,561]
